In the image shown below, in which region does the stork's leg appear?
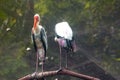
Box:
[59,45,62,69]
[42,51,44,75]
[42,60,44,75]
[40,49,45,76]
[35,51,39,73]
[65,52,68,68]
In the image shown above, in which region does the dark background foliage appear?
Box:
[0,0,120,80]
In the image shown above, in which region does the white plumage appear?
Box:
[55,22,73,40]
[54,21,76,69]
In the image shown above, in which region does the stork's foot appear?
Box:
[35,72,38,76]
[31,72,39,80]
[57,68,62,73]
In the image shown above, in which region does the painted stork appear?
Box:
[31,14,48,74]
[54,21,76,69]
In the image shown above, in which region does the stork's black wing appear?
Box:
[31,32,37,52]
[40,27,48,56]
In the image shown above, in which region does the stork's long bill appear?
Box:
[33,15,39,29]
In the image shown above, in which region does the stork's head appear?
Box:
[33,14,40,29]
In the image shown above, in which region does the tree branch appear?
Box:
[18,68,100,80]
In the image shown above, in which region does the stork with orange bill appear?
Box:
[31,14,48,74]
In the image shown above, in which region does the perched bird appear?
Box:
[31,14,48,74]
[54,21,76,69]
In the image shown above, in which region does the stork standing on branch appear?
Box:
[54,21,76,69]
[31,14,48,75]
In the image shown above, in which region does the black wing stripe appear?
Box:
[40,28,48,56]
[32,33,37,52]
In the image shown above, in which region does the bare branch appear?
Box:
[18,69,100,80]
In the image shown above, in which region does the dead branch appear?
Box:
[18,68,100,80]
